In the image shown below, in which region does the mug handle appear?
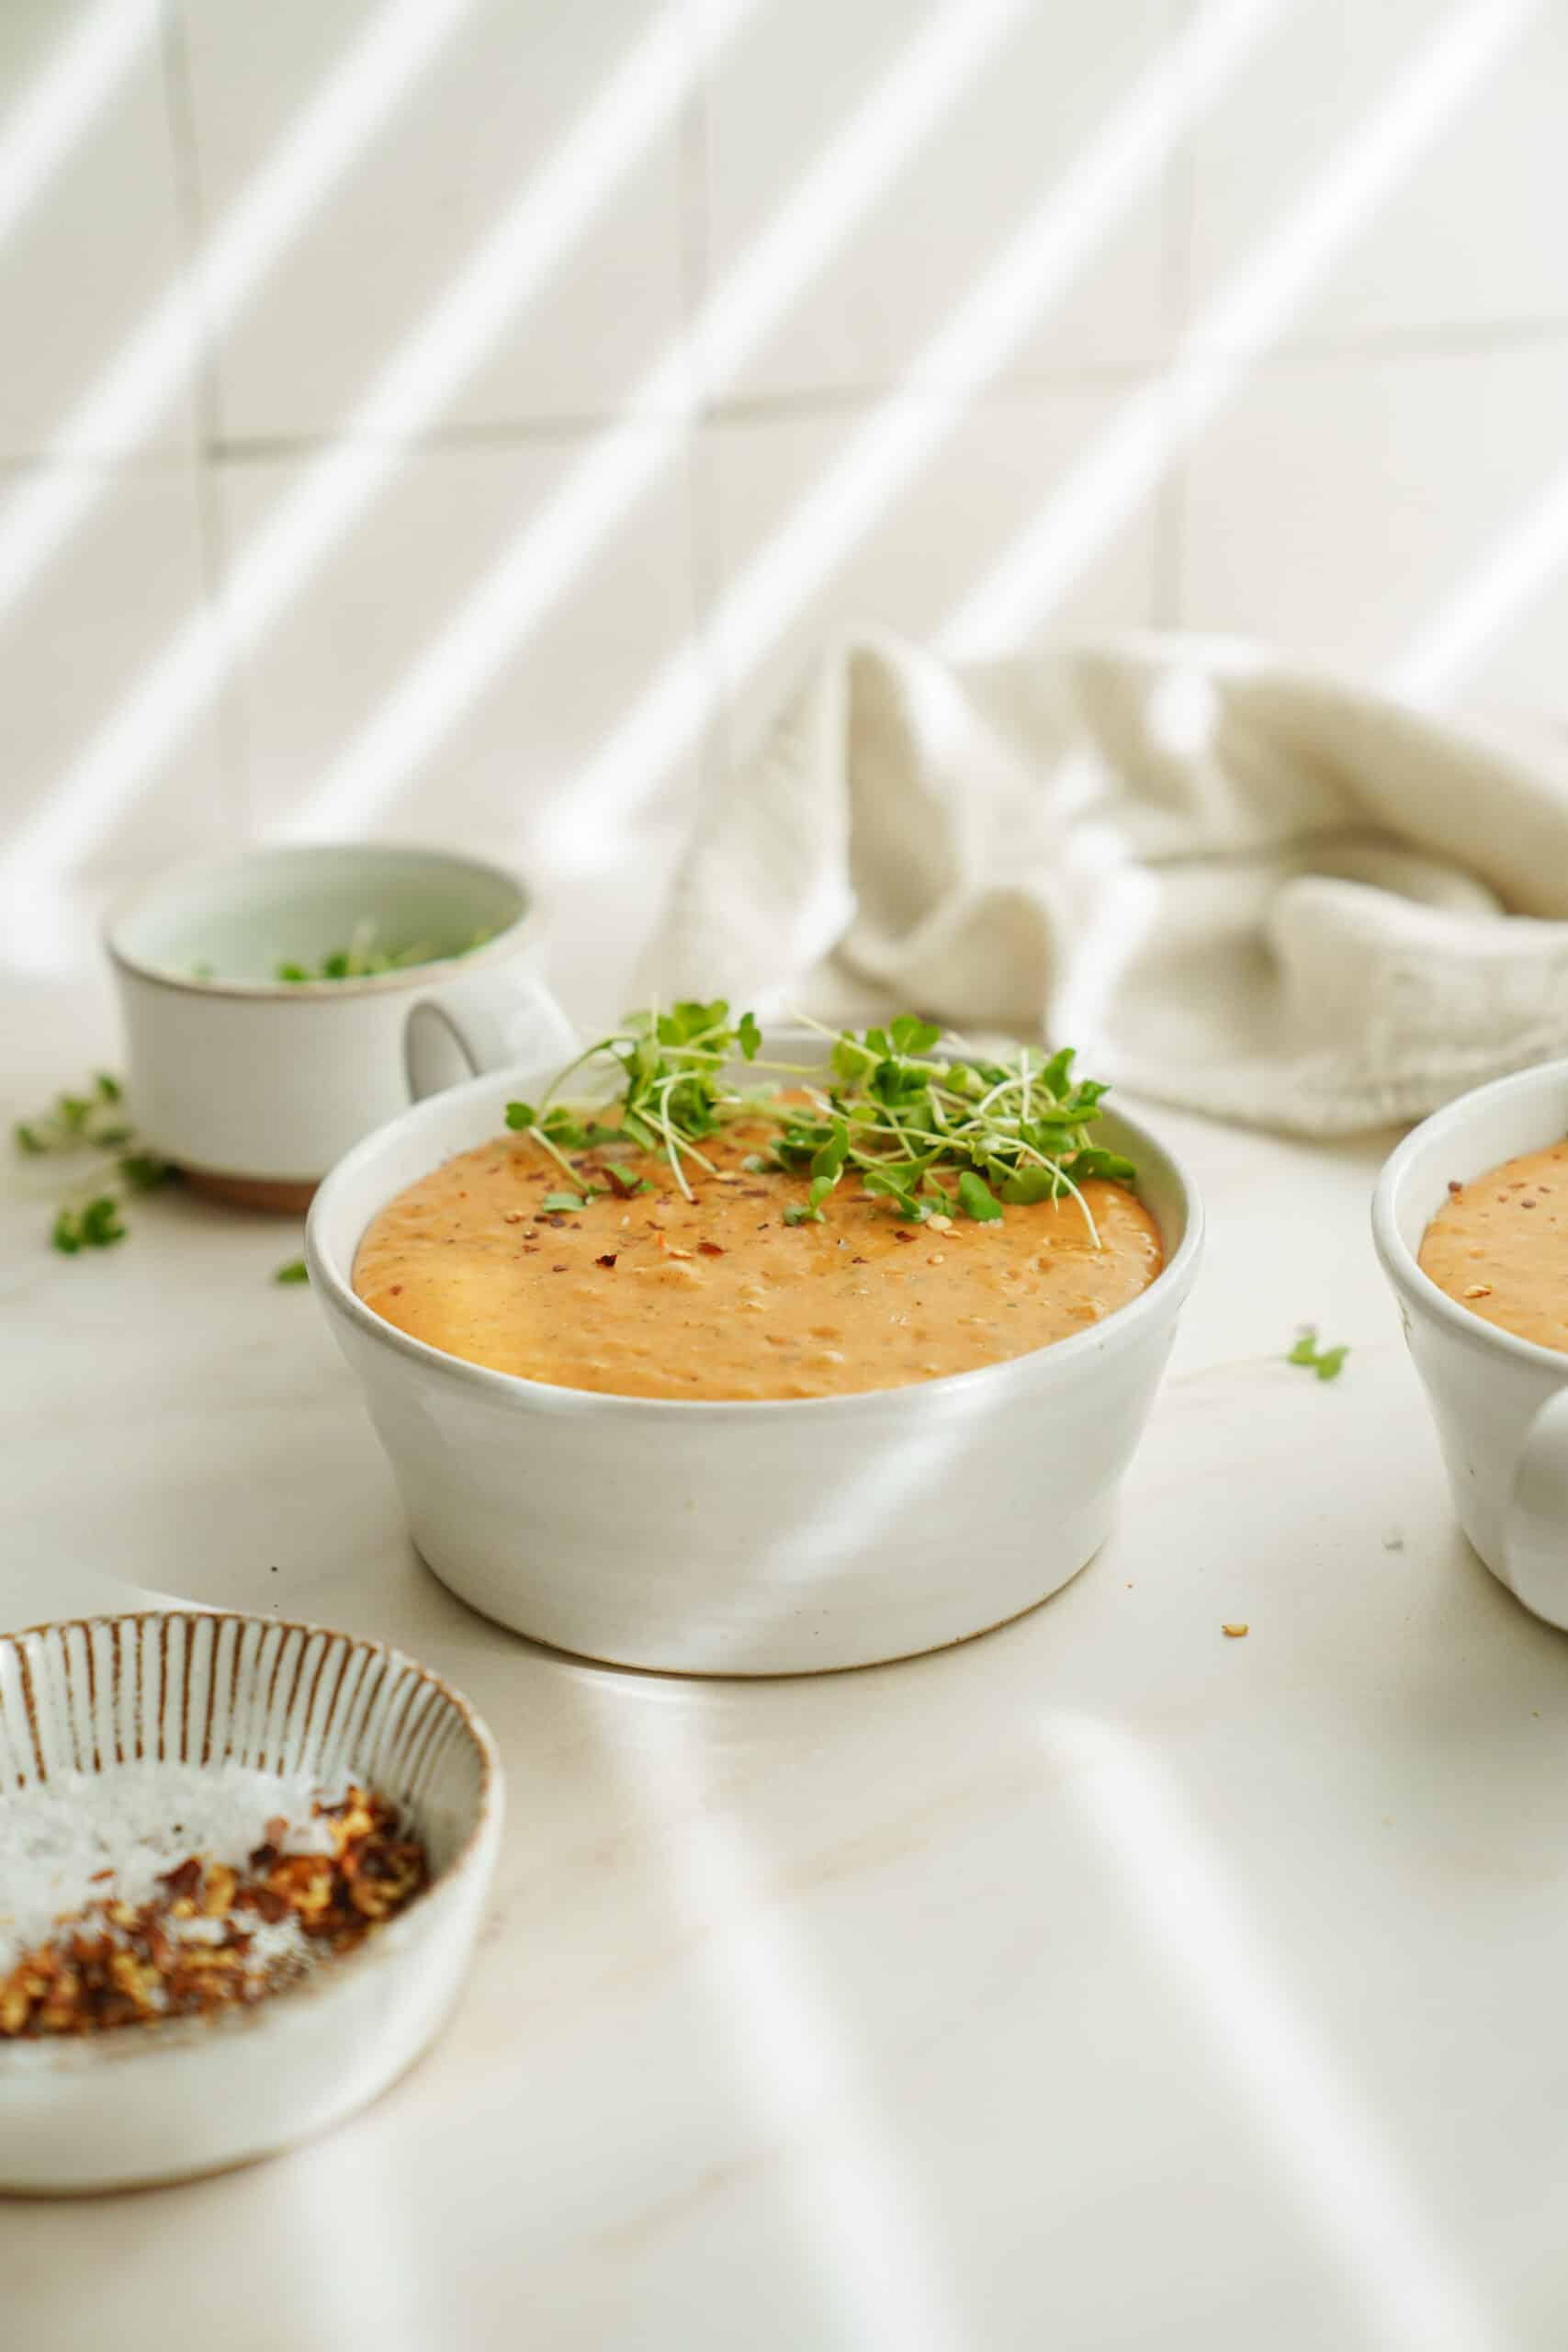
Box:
[404,969,580,1100]
[1504,1386,1568,1626]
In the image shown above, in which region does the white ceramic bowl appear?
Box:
[308,1030,1203,1675]
[1373,1057,1568,1629]
[0,1611,501,2195]
[105,842,572,1207]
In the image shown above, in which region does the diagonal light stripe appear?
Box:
[1050,1717,1504,2352]
[0,0,758,896]
[608,1694,967,2352]
[282,0,1034,842]
[941,0,1540,661]
[0,0,469,618]
[1391,454,1568,703]
[530,0,1290,863]
[176,3,1082,852]
[0,0,153,265]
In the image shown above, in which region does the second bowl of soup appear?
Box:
[308,1025,1201,1673]
[1373,1056,1568,1631]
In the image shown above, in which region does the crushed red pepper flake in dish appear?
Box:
[0,1785,426,2039]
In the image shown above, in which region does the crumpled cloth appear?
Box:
[639,631,1568,1133]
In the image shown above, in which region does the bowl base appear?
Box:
[410,1532,1103,1678]
[181,1165,318,1214]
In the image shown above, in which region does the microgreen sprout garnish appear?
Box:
[14,1074,171,1255]
[15,1071,130,1157]
[51,1198,127,1254]
[503,1001,1130,1238]
[274,1258,309,1285]
[118,1152,170,1192]
[1287,1329,1348,1382]
[275,921,491,984]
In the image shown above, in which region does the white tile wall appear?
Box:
[1,0,1566,984]
[216,429,704,851]
[0,2,197,458]
[702,382,1164,774]
[698,0,1178,404]
[1177,343,1568,695]
[184,0,692,440]
[0,463,227,874]
[1186,0,1568,347]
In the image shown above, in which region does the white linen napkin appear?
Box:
[639,631,1568,1134]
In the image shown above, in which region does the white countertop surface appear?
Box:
[4,976,1566,2352]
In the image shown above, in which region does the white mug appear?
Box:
[105,843,576,1208]
[1372,1057,1568,1628]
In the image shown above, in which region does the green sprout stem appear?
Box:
[14,1073,171,1254]
[274,920,491,985]
[503,1002,1131,1238]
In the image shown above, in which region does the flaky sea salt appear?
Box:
[0,1759,341,1972]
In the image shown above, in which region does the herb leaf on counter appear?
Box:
[15,1074,172,1255]
[1287,1329,1349,1381]
[274,1259,310,1285]
[118,1151,171,1191]
[504,1001,1129,1239]
[16,1071,127,1156]
[51,1197,127,1254]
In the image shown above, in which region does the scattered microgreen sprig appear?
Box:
[51,1196,128,1254]
[274,920,491,984]
[15,1070,131,1158]
[1287,1329,1348,1382]
[504,1001,1131,1238]
[16,1076,313,1283]
[13,1073,172,1254]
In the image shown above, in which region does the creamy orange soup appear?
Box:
[353,1114,1164,1402]
[1419,1141,1568,1351]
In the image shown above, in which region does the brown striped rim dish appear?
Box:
[0,1611,498,2069]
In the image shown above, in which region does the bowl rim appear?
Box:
[1371,1054,1568,1376]
[102,841,536,1004]
[0,1608,501,2075]
[307,1040,1206,1419]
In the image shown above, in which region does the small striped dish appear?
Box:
[0,1611,501,2195]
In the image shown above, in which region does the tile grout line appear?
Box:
[1149,0,1200,632]
[155,0,254,839]
[675,3,732,811]
[4,313,1568,481]
[199,307,1568,450]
